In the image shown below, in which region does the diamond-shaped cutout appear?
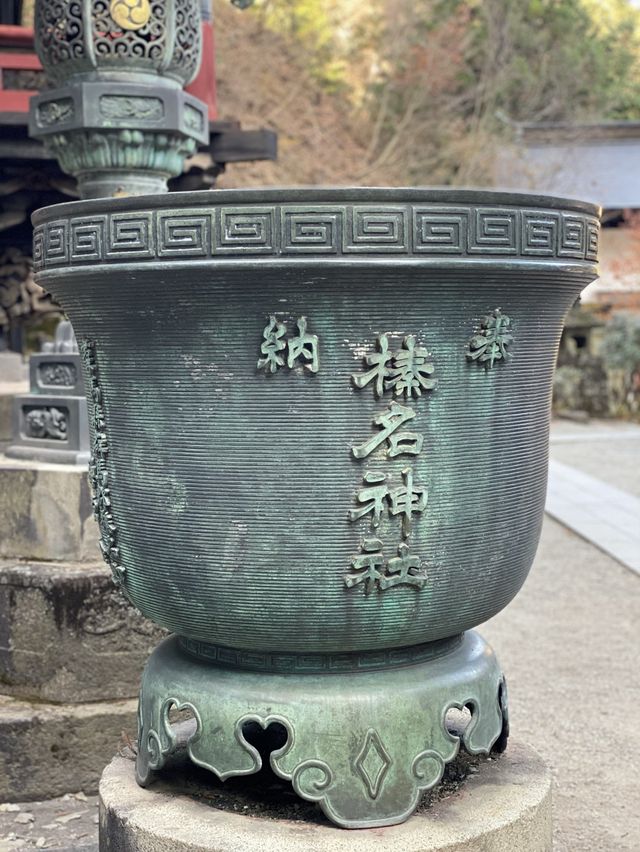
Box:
[354,729,392,799]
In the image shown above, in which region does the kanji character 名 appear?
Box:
[345,537,385,593]
[351,333,393,397]
[351,401,423,459]
[379,542,428,590]
[257,315,287,373]
[386,335,437,399]
[348,471,389,528]
[466,308,513,369]
[287,316,319,373]
[389,467,428,538]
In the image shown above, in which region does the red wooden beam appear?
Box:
[0,52,42,70]
[185,21,217,120]
[0,25,35,48]
[0,90,34,112]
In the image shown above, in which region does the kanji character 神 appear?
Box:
[348,471,388,528]
[389,467,428,538]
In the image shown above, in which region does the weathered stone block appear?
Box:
[0,455,97,561]
[6,393,90,465]
[0,560,165,703]
[0,694,137,802]
[0,382,28,445]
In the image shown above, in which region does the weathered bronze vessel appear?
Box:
[32,188,600,828]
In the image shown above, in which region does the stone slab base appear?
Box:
[0,560,165,703]
[0,694,137,802]
[0,454,96,561]
[99,739,552,851]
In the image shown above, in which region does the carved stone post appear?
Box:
[30,0,208,198]
[6,319,89,463]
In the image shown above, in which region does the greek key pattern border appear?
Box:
[33,204,600,271]
[178,634,464,674]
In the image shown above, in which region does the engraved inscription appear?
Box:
[389,467,428,539]
[386,336,436,399]
[349,467,427,539]
[351,402,422,460]
[381,543,427,591]
[348,331,436,592]
[287,317,319,373]
[352,333,436,400]
[349,472,389,529]
[257,315,287,374]
[466,308,513,369]
[346,539,427,594]
[257,315,319,375]
[345,537,385,593]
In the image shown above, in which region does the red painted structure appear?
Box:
[0,21,221,118]
[0,25,41,114]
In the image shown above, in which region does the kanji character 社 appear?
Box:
[345,537,386,593]
[379,542,428,590]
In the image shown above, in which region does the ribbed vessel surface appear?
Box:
[32,189,600,653]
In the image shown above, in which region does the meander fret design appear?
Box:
[178,635,463,673]
[33,204,600,271]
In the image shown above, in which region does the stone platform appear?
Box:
[0,560,165,703]
[99,739,552,851]
[0,454,96,561]
[0,694,137,802]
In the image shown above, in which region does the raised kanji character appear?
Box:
[379,542,428,590]
[386,335,437,399]
[352,402,418,459]
[348,471,389,528]
[345,537,385,593]
[351,333,393,398]
[257,315,287,373]
[387,430,424,458]
[389,467,428,538]
[466,308,513,369]
[287,316,319,373]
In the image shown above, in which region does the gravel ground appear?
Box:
[0,792,98,851]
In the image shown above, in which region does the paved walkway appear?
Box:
[547,420,640,575]
[482,515,640,852]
